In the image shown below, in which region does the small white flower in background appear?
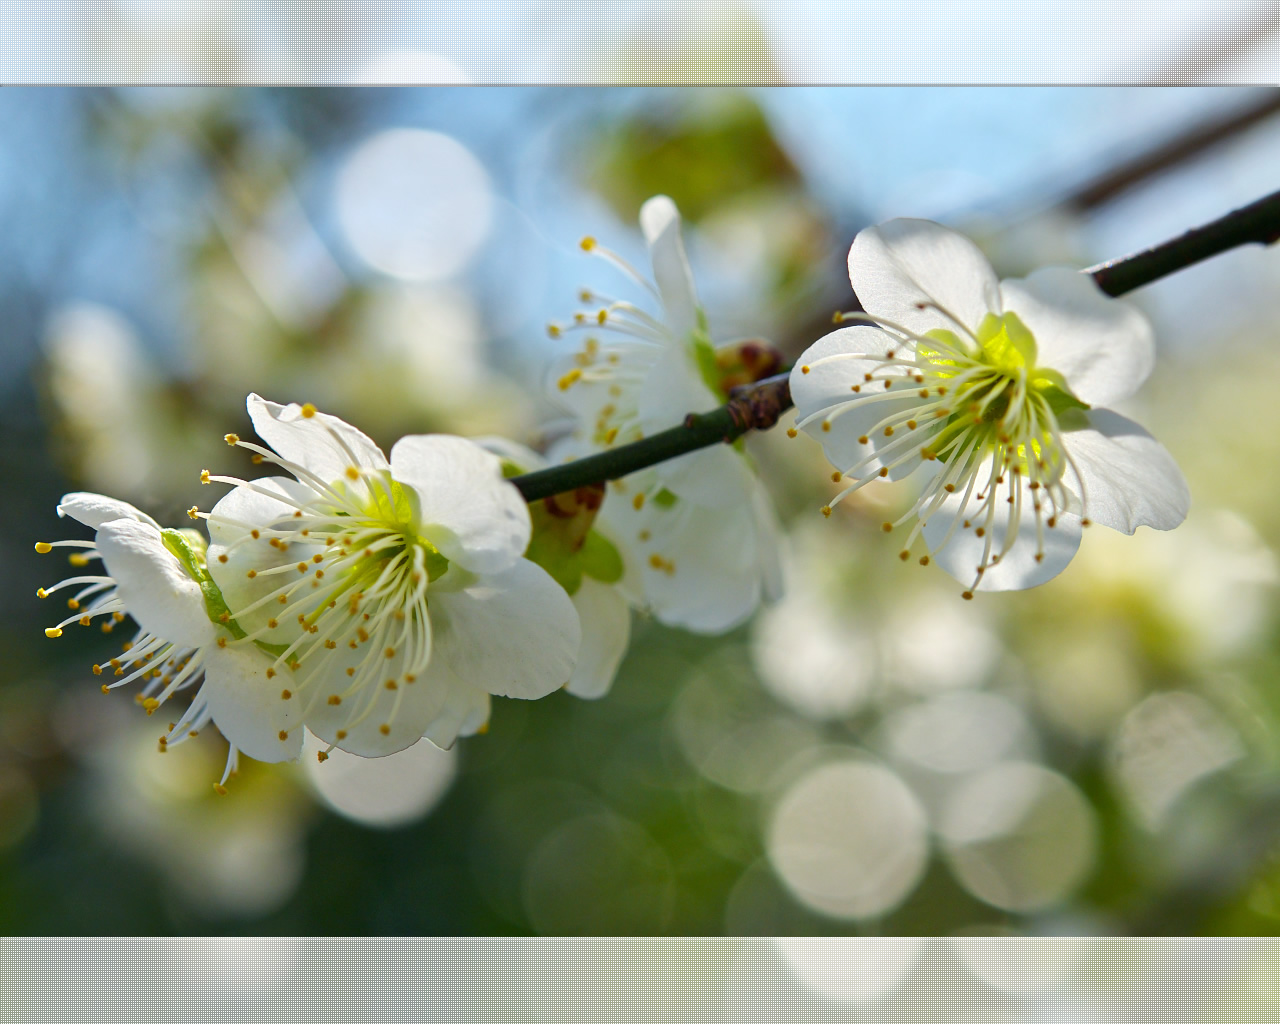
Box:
[37,493,292,791]
[478,437,632,700]
[790,218,1189,596]
[546,194,783,633]
[202,395,580,757]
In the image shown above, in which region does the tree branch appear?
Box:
[513,189,1280,502]
[1087,188,1280,296]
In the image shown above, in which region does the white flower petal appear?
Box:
[637,343,719,431]
[205,477,323,639]
[566,577,631,699]
[922,470,1083,592]
[429,559,580,699]
[421,662,492,749]
[1000,268,1155,406]
[654,445,757,508]
[790,326,923,481]
[389,434,530,575]
[1063,409,1190,534]
[849,219,1001,338]
[57,493,159,531]
[94,518,215,647]
[203,645,304,763]
[639,195,700,342]
[612,492,768,633]
[303,648,454,758]
[246,393,389,488]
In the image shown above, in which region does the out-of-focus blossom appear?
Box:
[204,396,580,757]
[37,492,293,789]
[547,194,782,633]
[790,219,1189,595]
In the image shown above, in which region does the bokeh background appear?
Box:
[4,87,1280,941]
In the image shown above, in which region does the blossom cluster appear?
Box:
[38,197,1190,779]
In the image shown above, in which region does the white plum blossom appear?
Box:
[201,395,580,757]
[790,219,1190,596]
[479,437,632,700]
[546,194,783,633]
[37,493,293,790]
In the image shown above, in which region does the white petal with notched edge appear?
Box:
[849,218,1001,339]
[1061,409,1190,534]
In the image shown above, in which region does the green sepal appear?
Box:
[579,531,624,585]
[691,328,726,400]
[161,527,246,640]
[652,487,679,508]
[1032,368,1091,419]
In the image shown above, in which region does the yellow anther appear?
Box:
[379,724,391,736]
[596,309,607,325]
[213,783,228,795]
[328,695,342,705]
[200,469,211,484]
[36,588,47,599]
[300,403,317,418]
[44,627,62,638]
[547,323,562,338]
[899,550,910,561]
[345,466,360,481]
[266,668,276,679]
[224,433,240,445]
[297,562,308,573]
[961,591,974,600]
[820,506,832,518]
[278,730,289,741]
[786,428,798,438]
[632,493,645,511]
[69,553,90,566]
[267,618,278,629]
[67,598,80,610]
[831,471,842,482]
[142,698,160,714]
[34,542,52,554]
[821,422,831,433]
[317,751,329,763]
[919,555,930,566]
[385,679,398,690]
[477,721,490,735]
[800,365,810,374]
[385,646,396,659]
[246,569,257,579]
[580,236,596,251]
[336,729,348,740]
[882,522,893,533]
[187,506,199,520]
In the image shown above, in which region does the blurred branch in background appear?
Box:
[1060,90,1280,212]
